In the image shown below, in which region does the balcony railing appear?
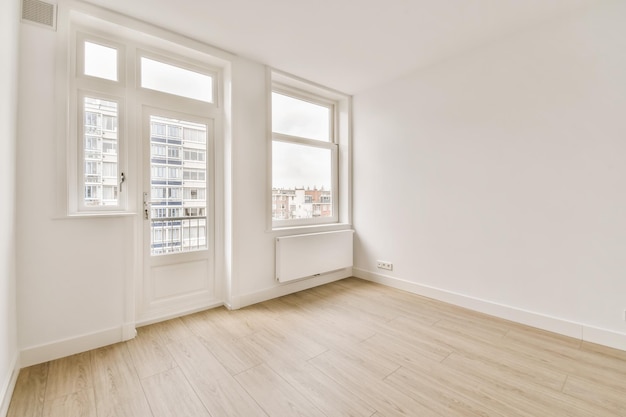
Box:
[150,215,207,256]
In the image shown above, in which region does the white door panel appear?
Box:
[138,109,217,324]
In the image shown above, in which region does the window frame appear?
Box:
[68,30,129,214]
[270,82,340,228]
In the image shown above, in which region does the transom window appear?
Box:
[84,41,118,82]
[140,56,214,103]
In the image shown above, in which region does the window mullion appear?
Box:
[272,133,335,150]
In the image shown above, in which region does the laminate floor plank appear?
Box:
[181,311,264,375]
[270,295,377,344]
[126,325,177,379]
[90,343,153,417]
[360,329,453,364]
[439,353,613,417]
[310,349,443,417]
[272,360,376,417]
[384,366,512,417]
[200,305,265,340]
[307,284,400,323]
[395,361,534,417]
[150,317,193,345]
[443,349,567,392]
[434,317,508,343]
[261,316,329,359]
[141,367,211,417]
[244,330,376,417]
[563,375,626,416]
[42,389,97,417]
[44,352,92,401]
[7,278,626,417]
[235,363,327,417]
[167,335,268,417]
[7,363,48,417]
[499,331,626,392]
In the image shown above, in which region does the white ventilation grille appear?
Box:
[22,0,57,30]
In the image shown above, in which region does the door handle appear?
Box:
[143,192,150,220]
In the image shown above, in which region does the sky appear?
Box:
[84,41,213,102]
[271,92,332,190]
[272,141,331,190]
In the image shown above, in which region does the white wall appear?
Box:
[0,0,20,413]
[353,1,626,349]
[16,3,350,365]
[17,19,131,364]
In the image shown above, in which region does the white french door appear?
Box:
[138,107,217,323]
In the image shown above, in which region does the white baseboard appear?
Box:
[353,268,626,352]
[0,353,20,417]
[20,325,133,367]
[582,326,626,351]
[230,268,352,310]
[135,300,224,327]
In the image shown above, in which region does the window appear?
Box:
[152,122,166,137]
[84,41,118,81]
[271,87,338,226]
[183,169,205,181]
[148,115,209,255]
[272,92,331,141]
[183,149,205,162]
[80,100,121,208]
[184,128,206,144]
[168,147,180,159]
[152,144,166,156]
[72,34,125,213]
[103,115,117,131]
[102,162,116,177]
[102,142,116,154]
[168,167,181,179]
[152,166,166,179]
[140,57,214,103]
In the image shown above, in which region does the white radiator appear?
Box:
[276,230,354,283]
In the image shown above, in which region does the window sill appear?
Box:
[269,222,352,235]
[54,211,137,220]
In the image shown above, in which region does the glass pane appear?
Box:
[272,92,330,141]
[83,97,118,207]
[149,115,208,255]
[272,141,332,220]
[84,41,118,81]
[141,57,213,103]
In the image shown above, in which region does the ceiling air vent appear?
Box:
[22,0,57,31]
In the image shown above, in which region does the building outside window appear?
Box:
[149,116,208,255]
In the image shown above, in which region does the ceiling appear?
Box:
[82,0,603,94]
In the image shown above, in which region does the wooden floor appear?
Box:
[7,278,626,417]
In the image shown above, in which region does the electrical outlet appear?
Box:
[376,260,393,271]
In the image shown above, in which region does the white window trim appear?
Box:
[269,69,352,230]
